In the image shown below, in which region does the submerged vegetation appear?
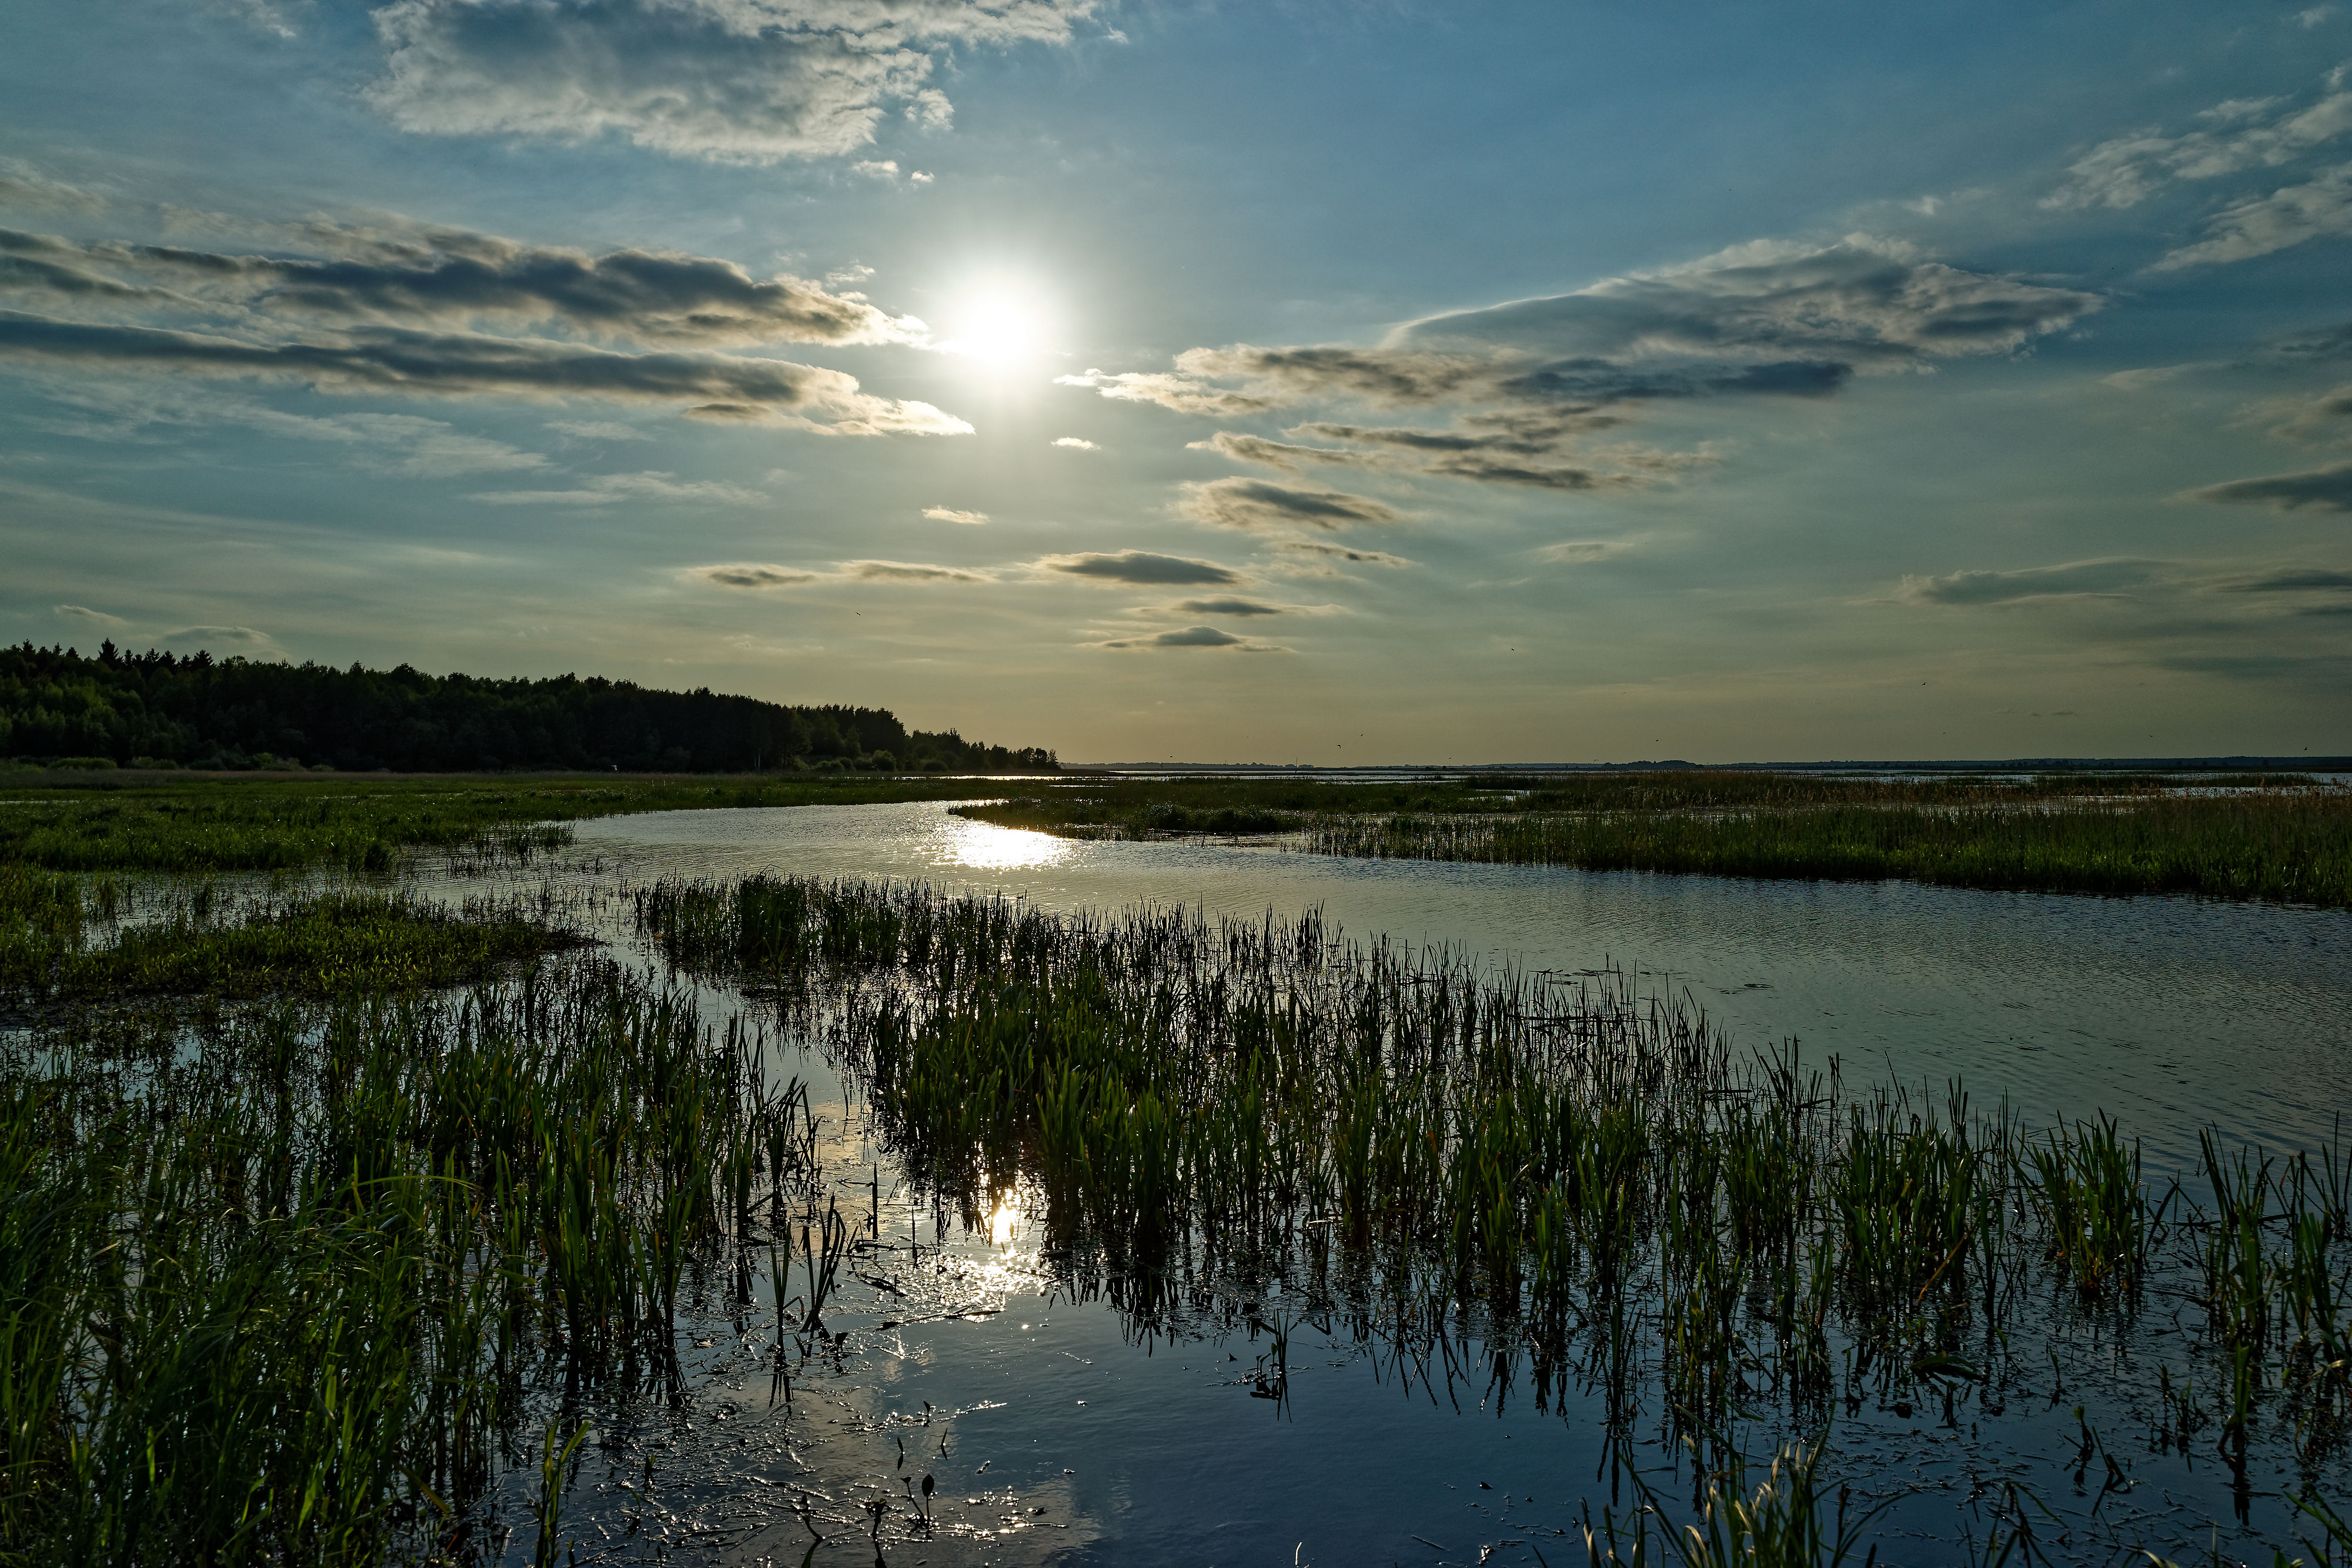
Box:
[960,771,2352,907]
[5,748,2347,1561]
[1,958,832,1563]
[641,873,2352,1559]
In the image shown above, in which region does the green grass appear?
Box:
[0,773,1032,875]
[956,773,2352,907]
[1,960,826,1564]
[3,890,586,1001]
[639,872,2352,1545]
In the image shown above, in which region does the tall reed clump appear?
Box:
[0,959,824,1564]
[632,874,2352,1498]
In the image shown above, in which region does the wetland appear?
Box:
[5,773,2351,1566]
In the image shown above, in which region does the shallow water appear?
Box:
[480,801,2352,1566]
[574,801,2352,1172]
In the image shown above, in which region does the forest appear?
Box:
[0,642,1057,774]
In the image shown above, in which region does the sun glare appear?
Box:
[942,281,1054,368]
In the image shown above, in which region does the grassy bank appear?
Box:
[0,772,1025,875]
[957,773,2352,908]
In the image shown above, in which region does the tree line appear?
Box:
[0,643,1058,774]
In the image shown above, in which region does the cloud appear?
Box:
[1164,597,1285,617]
[2280,320,2352,360]
[2153,161,2352,269]
[53,603,126,627]
[1178,476,1401,532]
[37,385,550,476]
[1269,540,1415,573]
[0,163,108,213]
[0,313,970,432]
[1037,550,1242,586]
[2045,73,2352,211]
[2213,567,2352,592]
[472,470,766,504]
[547,418,652,440]
[162,625,288,660]
[687,557,991,587]
[1051,435,1098,449]
[0,222,922,346]
[1896,559,2162,605]
[2176,460,2352,511]
[1535,539,1635,563]
[2247,382,2352,443]
[923,505,988,524]
[367,0,1098,165]
[1393,236,2097,369]
[1098,624,1287,651]
[1075,236,2093,493]
[838,558,991,581]
[692,563,820,587]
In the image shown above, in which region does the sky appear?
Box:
[3,1,2350,764]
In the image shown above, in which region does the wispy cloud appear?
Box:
[2044,71,2352,211]
[547,419,653,441]
[1098,624,1287,651]
[2153,162,2352,269]
[367,0,1101,165]
[1535,539,1637,564]
[52,603,126,627]
[473,470,765,504]
[1178,476,1400,532]
[2176,461,2352,511]
[0,219,968,433]
[1051,435,1098,449]
[0,222,923,345]
[687,557,993,587]
[1074,236,2093,492]
[1896,559,2161,605]
[1037,550,1243,586]
[923,505,988,524]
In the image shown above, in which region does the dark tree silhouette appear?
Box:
[0,644,1057,774]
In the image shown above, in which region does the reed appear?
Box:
[0,957,830,1564]
[636,871,2352,1535]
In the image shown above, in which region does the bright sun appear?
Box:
[944,283,1051,367]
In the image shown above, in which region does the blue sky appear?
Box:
[4,0,2348,762]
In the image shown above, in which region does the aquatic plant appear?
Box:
[636,871,2352,1544]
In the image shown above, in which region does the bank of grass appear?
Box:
[0,771,1036,875]
[958,773,2352,908]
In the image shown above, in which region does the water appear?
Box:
[516,802,2352,1566]
[574,801,2352,1171]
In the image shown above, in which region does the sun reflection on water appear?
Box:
[938,815,1075,871]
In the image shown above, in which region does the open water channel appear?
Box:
[454,801,2352,1567]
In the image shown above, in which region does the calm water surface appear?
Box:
[520,801,2352,1566]
[576,800,2352,1171]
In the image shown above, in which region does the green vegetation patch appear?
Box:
[634,874,2352,1562]
[0,773,1024,875]
[2,890,586,1001]
[958,772,2352,907]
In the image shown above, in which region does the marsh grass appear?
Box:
[958,773,2352,907]
[639,872,2352,1554]
[0,773,1031,877]
[1307,791,2352,906]
[0,959,840,1564]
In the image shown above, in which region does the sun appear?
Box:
[942,281,1053,368]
